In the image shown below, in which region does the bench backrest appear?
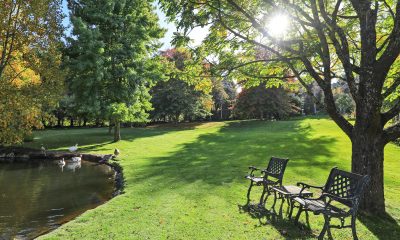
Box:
[265,157,289,184]
[323,168,370,208]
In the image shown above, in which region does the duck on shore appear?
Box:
[41,145,46,156]
[114,148,120,157]
[69,144,78,152]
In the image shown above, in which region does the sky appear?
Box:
[61,1,208,50]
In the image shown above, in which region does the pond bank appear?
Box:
[0,146,125,238]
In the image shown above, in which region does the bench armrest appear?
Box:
[261,169,273,175]
[248,166,260,176]
[320,193,355,203]
[248,166,259,171]
[297,182,324,195]
[297,182,324,190]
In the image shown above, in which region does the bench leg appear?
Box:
[305,210,310,228]
[285,197,291,217]
[246,181,254,205]
[351,215,358,240]
[294,205,303,225]
[259,185,268,206]
[271,190,278,214]
[263,189,270,205]
[279,194,285,217]
[288,198,294,219]
[318,215,330,240]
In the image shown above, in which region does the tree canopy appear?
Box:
[151,48,213,122]
[159,0,400,214]
[233,84,299,120]
[0,0,65,144]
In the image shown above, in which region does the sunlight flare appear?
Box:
[267,13,290,37]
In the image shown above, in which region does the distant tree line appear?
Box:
[44,45,316,129]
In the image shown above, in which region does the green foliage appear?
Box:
[335,94,355,116]
[158,0,400,136]
[233,84,298,120]
[151,48,212,122]
[211,78,237,120]
[108,103,130,122]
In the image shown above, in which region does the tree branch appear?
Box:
[383,122,400,143]
[382,100,400,124]
[376,1,400,79]
[217,0,353,137]
[318,0,358,99]
[383,77,400,99]
[222,58,300,77]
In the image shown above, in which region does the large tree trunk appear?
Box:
[114,121,121,142]
[351,131,385,214]
[351,91,386,214]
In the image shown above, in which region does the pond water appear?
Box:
[0,161,115,239]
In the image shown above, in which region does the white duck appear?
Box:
[69,144,78,152]
[66,161,81,172]
[41,145,47,156]
[57,158,65,166]
[71,154,82,162]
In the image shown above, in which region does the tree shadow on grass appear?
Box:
[135,120,337,187]
[358,212,400,240]
[131,120,335,238]
[133,120,400,239]
[237,203,315,239]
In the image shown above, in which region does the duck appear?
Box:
[58,158,66,166]
[41,145,47,156]
[69,144,78,152]
[66,161,81,172]
[114,148,120,157]
[71,154,82,162]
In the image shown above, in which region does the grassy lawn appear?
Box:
[23,118,400,239]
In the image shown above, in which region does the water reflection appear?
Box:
[0,161,115,239]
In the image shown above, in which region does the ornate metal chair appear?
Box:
[245,157,289,206]
[292,167,370,240]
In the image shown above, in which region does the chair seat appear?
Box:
[245,176,276,185]
[293,197,348,216]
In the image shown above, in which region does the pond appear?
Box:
[0,160,115,239]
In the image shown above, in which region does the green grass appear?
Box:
[22,118,400,239]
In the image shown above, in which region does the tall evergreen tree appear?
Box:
[65,0,164,141]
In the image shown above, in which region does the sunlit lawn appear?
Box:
[23,117,400,239]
